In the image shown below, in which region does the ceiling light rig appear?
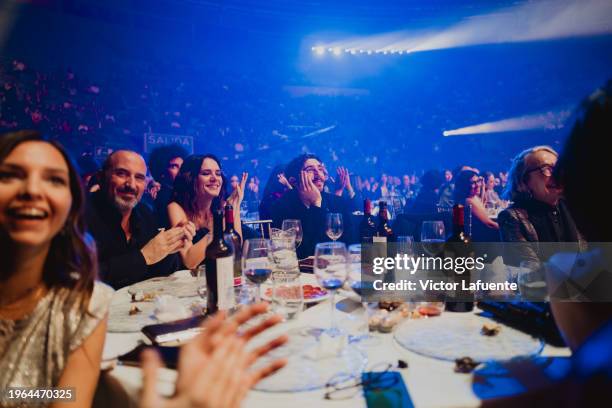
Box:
[311,46,411,56]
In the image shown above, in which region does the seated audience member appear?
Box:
[454,170,499,241]
[483,171,502,206]
[86,150,192,289]
[148,144,188,227]
[405,169,443,214]
[498,146,583,265]
[484,83,612,408]
[438,169,454,208]
[270,154,356,259]
[259,164,292,221]
[0,130,113,407]
[168,155,246,269]
[398,174,413,205]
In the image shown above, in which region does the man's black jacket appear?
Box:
[85,191,179,289]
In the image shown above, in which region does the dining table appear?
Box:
[101,272,571,408]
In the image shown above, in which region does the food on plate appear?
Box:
[454,357,480,373]
[481,323,501,336]
[129,305,142,315]
[302,284,327,299]
[379,300,403,311]
[417,305,442,317]
[368,305,409,333]
[131,290,161,302]
[379,315,401,333]
[264,284,327,300]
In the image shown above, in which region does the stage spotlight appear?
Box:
[332,47,342,56]
[442,110,572,136]
[367,50,373,54]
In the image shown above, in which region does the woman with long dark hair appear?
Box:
[168,154,247,268]
[0,130,112,406]
[454,170,499,241]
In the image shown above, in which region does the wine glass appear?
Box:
[194,265,207,315]
[282,219,303,248]
[314,242,348,335]
[242,238,273,303]
[326,213,344,242]
[420,221,445,256]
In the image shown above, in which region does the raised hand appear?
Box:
[277,172,292,189]
[140,303,288,408]
[298,170,322,207]
[227,172,248,209]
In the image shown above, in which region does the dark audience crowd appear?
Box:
[1,57,611,407]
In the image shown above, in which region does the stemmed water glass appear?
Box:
[314,241,348,336]
[242,238,273,303]
[420,221,445,256]
[326,213,344,242]
[282,219,303,248]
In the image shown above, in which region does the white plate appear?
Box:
[252,329,367,392]
[127,275,200,299]
[394,313,544,362]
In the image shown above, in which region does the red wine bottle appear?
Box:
[444,204,474,312]
[360,198,377,242]
[224,203,242,280]
[205,207,234,313]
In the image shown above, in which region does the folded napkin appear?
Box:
[154,295,192,322]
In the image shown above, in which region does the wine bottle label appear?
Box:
[216,255,236,311]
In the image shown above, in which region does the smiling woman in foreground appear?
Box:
[0,130,113,407]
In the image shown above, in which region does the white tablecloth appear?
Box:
[102,273,571,408]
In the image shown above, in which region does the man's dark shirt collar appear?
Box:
[90,190,145,239]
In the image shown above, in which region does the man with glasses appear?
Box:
[270,154,357,258]
[498,146,584,266]
[86,150,193,288]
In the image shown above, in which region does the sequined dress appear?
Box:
[0,281,113,407]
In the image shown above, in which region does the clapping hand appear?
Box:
[277,172,292,190]
[334,167,354,197]
[141,226,190,265]
[140,303,288,408]
[227,172,248,209]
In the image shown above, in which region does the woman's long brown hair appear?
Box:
[0,130,97,311]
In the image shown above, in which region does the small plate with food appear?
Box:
[262,284,329,304]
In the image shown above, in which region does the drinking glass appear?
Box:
[421,221,445,256]
[242,239,273,303]
[326,213,344,242]
[397,236,414,256]
[270,229,299,276]
[194,265,207,314]
[282,219,303,248]
[518,260,548,301]
[271,273,304,320]
[314,242,348,335]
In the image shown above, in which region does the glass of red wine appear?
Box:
[242,238,273,303]
[314,241,348,336]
